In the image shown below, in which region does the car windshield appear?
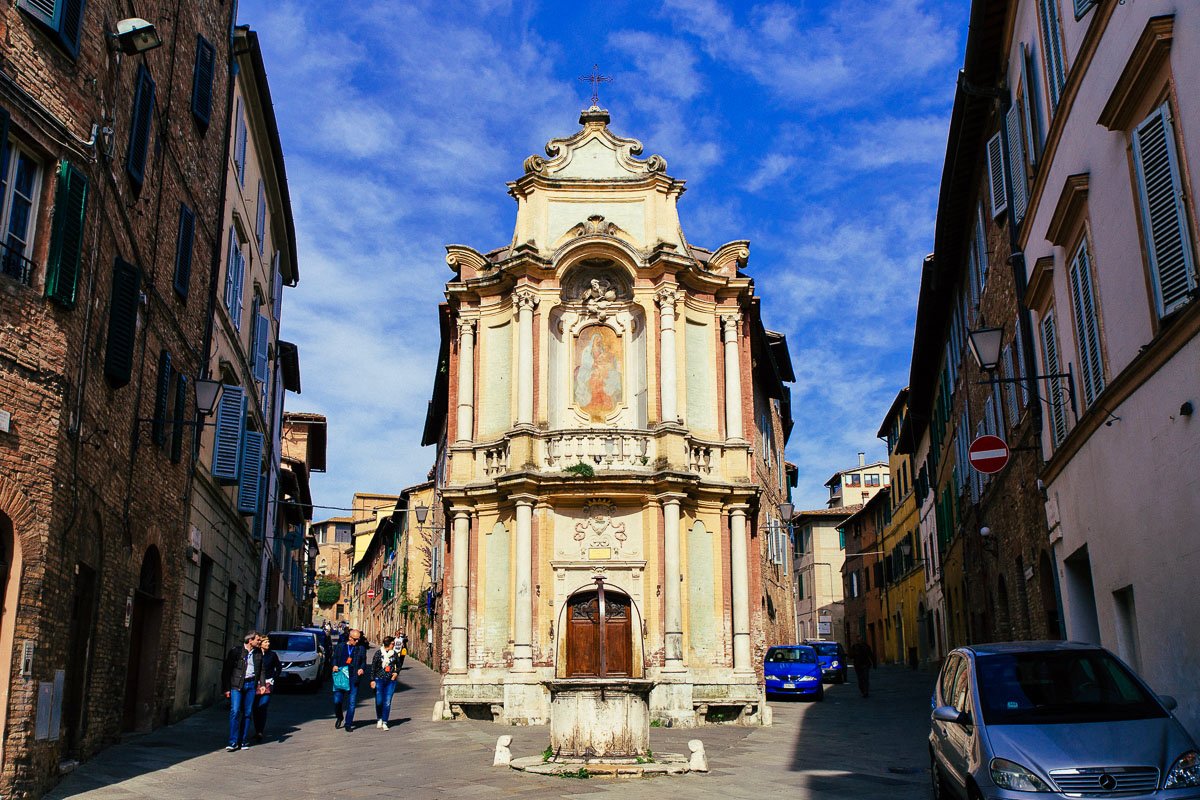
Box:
[975,650,1167,725]
[270,634,316,653]
[808,642,839,656]
[766,647,816,664]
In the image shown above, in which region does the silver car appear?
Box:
[930,641,1200,799]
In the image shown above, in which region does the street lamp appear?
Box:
[194,378,221,415]
[415,504,429,525]
[967,327,1005,372]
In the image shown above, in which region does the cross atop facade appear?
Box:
[578,64,613,108]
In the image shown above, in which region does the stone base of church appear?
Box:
[438,669,769,727]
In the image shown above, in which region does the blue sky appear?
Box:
[239,0,970,516]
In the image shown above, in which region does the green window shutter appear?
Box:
[1041,313,1068,446]
[151,349,172,445]
[1073,0,1097,20]
[191,35,216,127]
[173,204,194,299]
[986,131,1008,219]
[126,64,155,185]
[1131,103,1198,318]
[237,429,264,515]
[45,160,89,307]
[211,384,245,482]
[103,258,139,387]
[170,374,187,464]
[1068,240,1105,407]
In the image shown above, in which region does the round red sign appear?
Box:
[968,434,1010,474]
[366,588,376,599]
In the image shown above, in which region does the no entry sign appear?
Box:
[366,588,376,599]
[968,435,1010,474]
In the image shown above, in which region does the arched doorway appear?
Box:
[123,547,164,732]
[1038,550,1063,639]
[64,520,102,756]
[0,512,21,769]
[564,586,632,678]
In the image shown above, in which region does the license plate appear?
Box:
[783,682,796,689]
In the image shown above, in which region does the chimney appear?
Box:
[858,451,865,467]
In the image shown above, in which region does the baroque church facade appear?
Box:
[425,107,796,726]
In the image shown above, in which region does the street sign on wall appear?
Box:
[366,588,376,599]
[968,434,1010,474]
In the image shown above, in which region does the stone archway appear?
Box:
[123,546,164,732]
[564,587,633,678]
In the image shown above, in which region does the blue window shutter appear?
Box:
[1014,321,1029,407]
[126,64,155,185]
[1039,0,1065,110]
[272,251,283,320]
[223,227,238,316]
[237,429,264,515]
[16,0,59,29]
[211,384,245,482]
[1132,103,1198,318]
[45,160,89,306]
[174,204,194,299]
[151,349,172,446]
[233,247,245,330]
[987,131,1008,219]
[191,35,216,127]
[253,312,270,384]
[57,0,84,57]
[256,179,266,254]
[170,374,187,463]
[1021,44,1042,165]
[1073,0,1096,20]
[1069,240,1105,406]
[1007,105,1028,224]
[1041,313,1068,446]
[234,98,247,186]
[103,258,140,387]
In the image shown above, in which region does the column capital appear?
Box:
[510,493,539,508]
[725,503,751,517]
[456,317,477,337]
[450,506,474,520]
[655,492,687,507]
[513,287,540,312]
[720,311,742,337]
[654,286,680,311]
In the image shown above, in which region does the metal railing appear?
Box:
[0,238,35,287]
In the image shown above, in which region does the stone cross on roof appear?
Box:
[578,64,612,108]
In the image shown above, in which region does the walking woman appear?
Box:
[252,634,282,741]
[370,636,401,729]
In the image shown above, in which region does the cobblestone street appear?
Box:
[49,662,933,799]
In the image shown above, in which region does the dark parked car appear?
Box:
[930,641,1200,799]
[804,639,847,683]
[764,645,824,701]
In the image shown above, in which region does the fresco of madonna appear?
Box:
[574,325,623,422]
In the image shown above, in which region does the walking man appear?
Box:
[332,628,366,732]
[221,632,264,751]
[371,636,401,729]
[850,639,877,698]
[252,634,282,741]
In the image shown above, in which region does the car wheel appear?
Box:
[930,755,950,800]
[814,686,824,702]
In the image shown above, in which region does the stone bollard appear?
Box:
[432,700,445,722]
[493,735,513,767]
[688,739,708,772]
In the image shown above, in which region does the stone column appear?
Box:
[655,287,679,425]
[659,493,685,671]
[514,288,539,426]
[450,508,471,673]
[721,312,743,441]
[729,504,752,672]
[512,495,536,672]
[455,319,476,443]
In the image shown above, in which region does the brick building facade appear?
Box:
[0,0,235,795]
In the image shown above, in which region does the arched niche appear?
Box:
[554,582,645,679]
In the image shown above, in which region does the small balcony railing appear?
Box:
[1,238,35,287]
[542,428,653,471]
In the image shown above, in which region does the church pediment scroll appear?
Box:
[522,109,669,181]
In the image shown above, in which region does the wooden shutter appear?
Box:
[253,312,270,384]
[234,98,247,185]
[232,247,245,330]
[1131,103,1197,318]
[987,132,1008,219]
[211,383,245,482]
[1041,313,1068,446]
[1039,0,1065,110]
[1007,106,1028,224]
[16,0,58,29]
[174,204,194,298]
[1002,346,1019,427]
[170,374,187,463]
[45,160,89,306]
[1069,241,1105,406]
[126,64,155,185]
[272,251,283,320]
[1020,44,1041,166]
[57,0,84,57]
[224,227,238,315]
[191,35,216,127]
[151,349,172,445]
[103,258,140,387]
[1073,0,1097,20]
[256,179,266,253]
[237,429,265,515]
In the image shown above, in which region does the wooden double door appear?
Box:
[565,590,632,678]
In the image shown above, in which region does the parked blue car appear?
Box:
[805,639,848,684]
[764,645,824,701]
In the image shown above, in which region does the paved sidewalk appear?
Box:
[49,661,933,799]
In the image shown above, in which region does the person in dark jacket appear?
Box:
[331,628,367,731]
[252,634,283,741]
[850,640,877,698]
[221,632,264,751]
[370,636,402,729]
